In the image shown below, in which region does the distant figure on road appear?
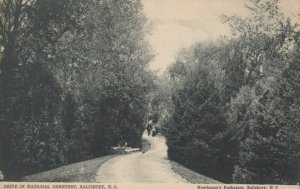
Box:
[146,120,153,136]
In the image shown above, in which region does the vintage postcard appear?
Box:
[0,0,299,188]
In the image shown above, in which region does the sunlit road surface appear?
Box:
[95,132,187,183]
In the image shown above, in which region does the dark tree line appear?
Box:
[0,0,154,179]
[160,0,300,184]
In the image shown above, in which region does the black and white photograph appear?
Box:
[0,0,299,186]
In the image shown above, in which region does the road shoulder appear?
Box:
[170,161,222,184]
[20,138,151,182]
[20,155,116,182]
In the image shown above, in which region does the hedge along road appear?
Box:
[95,132,187,183]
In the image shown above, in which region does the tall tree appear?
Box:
[0,0,85,178]
[223,0,300,184]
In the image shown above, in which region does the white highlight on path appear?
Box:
[96,132,187,183]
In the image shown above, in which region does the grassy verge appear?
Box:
[20,139,151,182]
[20,155,116,182]
[170,161,222,184]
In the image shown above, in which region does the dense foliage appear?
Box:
[0,0,154,179]
[161,0,300,184]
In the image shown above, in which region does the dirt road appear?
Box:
[22,131,220,183]
[96,132,187,183]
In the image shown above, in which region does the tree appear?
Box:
[163,0,299,183]
[0,0,86,178]
[223,0,300,183]
[164,42,234,181]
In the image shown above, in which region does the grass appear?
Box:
[20,155,116,182]
[170,161,222,184]
[20,139,152,182]
[20,138,220,183]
